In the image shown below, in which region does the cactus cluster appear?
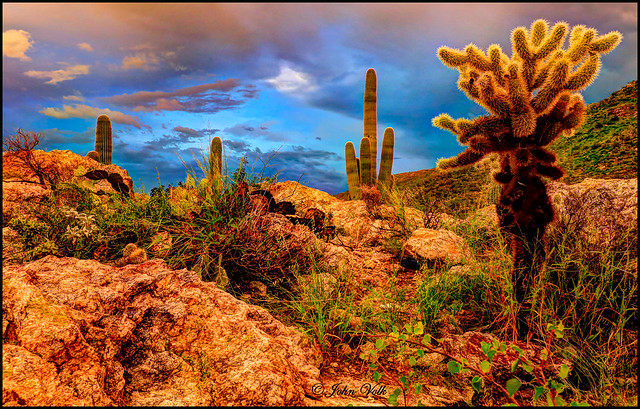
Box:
[432,19,622,336]
[345,68,395,199]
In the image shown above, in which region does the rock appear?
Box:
[249,281,268,297]
[401,228,470,269]
[266,181,426,246]
[547,178,637,247]
[3,227,24,264]
[2,256,320,406]
[268,181,339,215]
[3,149,134,197]
[459,178,638,250]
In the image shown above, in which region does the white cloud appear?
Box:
[266,65,317,94]
[39,103,146,129]
[3,29,33,61]
[63,94,85,102]
[77,42,93,52]
[24,64,90,84]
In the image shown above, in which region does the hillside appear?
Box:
[371,80,638,217]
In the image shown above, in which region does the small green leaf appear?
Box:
[409,356,417,366]
[405,323,413,333]
[375,339,385,350]
[558,364,570,379]
[481,341,491,355]
[414,321,424,335]
[369,363,378,370]
[480,360,491,373]
[533,386,546,400]
[512,345,523,355]
[373,371,382,383]
[414,383,423,394]
[447,361,461,374]
[556,396,567,406]
[540,348,549,361]
[471,376,483,393]
[400,376,408,388]
[416,349,425,358]
[510,358,520,373]
[389,388,401,406]
[487,349,497,362]
[506,378,522,397]
[522,361,533,373]
[399,334,407,342]
[422,334,432,345]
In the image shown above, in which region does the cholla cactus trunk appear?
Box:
[364,68,377,180]
[208,136,223,191]
[433,19,622,338]
[95,115,112,165]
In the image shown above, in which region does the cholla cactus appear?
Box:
[433,19,622,335]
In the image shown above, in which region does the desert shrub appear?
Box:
[529,188,637,404]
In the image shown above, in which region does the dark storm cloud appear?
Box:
[101,79,258,113]
[223,122,289,142]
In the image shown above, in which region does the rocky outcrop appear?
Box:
[2,149,134,199]
[2,256,320,406]
[401,228,470,269]
[463,178,638,249]
[547,178,638,247]
[267,181,425,246]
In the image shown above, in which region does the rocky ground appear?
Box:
[2,150,637,406]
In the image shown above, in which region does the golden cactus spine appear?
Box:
[95,115,112,165]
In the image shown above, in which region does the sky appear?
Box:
[3,3,637,195]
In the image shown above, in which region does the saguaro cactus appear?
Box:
[345,68,396,199]
[208,136,223,191]
[432,19,622,336]
[364,68,377,179]
[95,115,112,165]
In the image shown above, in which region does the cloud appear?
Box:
[24,64,90,84]
[39,104,146,129]
[266,65,317,94]
[77,42,93,52]
[224,139,252,153]
[3,29,33,61]
[223,121,288,142]
[63,94,85,102]
[102,78,257,113]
